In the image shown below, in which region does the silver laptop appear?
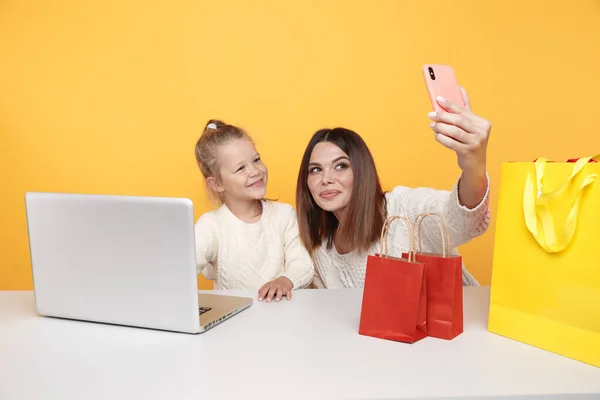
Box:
[24,192,252,333]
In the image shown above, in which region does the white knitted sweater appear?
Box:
[312,176,491,289]
[195,200,314,290]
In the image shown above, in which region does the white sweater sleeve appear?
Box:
[194,213,219,279]
[388,173,491,252]
[311,270,326,289]
[277,205,314,290]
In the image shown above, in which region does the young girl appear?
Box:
[194,119,313,302]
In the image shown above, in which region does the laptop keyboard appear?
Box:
[199,306,212,315]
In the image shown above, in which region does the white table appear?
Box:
[0,287,598,400]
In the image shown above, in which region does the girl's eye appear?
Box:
[236,166,245,173]
[254,157,261,163]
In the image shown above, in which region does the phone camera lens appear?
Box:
[428,67,436,80]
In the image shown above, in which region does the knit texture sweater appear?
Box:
[195,200,314,290]
[312,175,491,289]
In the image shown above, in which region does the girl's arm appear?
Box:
[194,213,219,280]
[278,205,314,290]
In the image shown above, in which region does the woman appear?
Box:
[295,89,491,288]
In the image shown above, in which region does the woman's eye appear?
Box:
[335,163,349,170]
[309,167,321,174]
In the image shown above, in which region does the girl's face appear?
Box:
[210,138,268,202]
[306,141,354,217]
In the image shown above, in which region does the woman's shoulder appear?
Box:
[384,184,450,209]
[310,240,333,262]
[385,184,450,199]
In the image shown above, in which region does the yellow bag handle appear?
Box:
[523,155,599,253]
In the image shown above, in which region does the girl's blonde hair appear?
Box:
[194,119,254,204]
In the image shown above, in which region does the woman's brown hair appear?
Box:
[295,127,386,255]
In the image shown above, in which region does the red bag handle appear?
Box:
[532,157,598,163]
[414,213,450,257]
[567,158,598,163]
[379,215,415,262]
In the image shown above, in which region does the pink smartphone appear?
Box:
[422,64,465,112]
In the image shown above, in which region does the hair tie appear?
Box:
[207,123,217,130]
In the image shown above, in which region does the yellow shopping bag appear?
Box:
[488,155,600,367]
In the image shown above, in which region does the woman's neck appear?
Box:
[333,231,352,255]
[224,198,263,223]
[331,195,385,255]
[332,211,353,255]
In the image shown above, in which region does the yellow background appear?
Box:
[1,0,599,290]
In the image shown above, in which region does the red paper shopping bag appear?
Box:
[403,213,463,340]
[359,216,427,343]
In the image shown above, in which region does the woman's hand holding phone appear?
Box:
[428,88,490,177]
[423,64,491,208]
